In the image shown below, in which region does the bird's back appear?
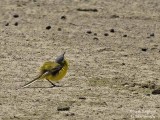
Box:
[40,61,59,72]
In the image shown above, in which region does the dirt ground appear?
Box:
[1,0,160,120]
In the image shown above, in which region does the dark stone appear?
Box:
[150,33,155,37]
[152,89,160,95]
[93,37,99,40]
[78,97,86,100]
[86,30,92,34]
[57,106,70,111]
[61,16,66,20]
[110,29,115,33]
[145,94,150,96]
[5,23,9,26]
[14,22,18,26]
[77,8,98,12]
[94,33,97,36]
[58,28,62,31]
[110,15,119,18]
[104,33,109,36]
[13,14,19,18]
[141,48,148,52]
[123,34,127,37]
[122,63,125,65]
[46,26,51,30]
[65,113,75,116]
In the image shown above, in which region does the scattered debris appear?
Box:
[57,106,70,111]
[14,22,18,26]
[110,15,119,18]
[65,113,75,116]
[93,37,99,40]
[77,8,98,12]
[121,63,125,65]
[123,34,127,37]
[5,23,9,26]
[61,16,66,20]
[86,30,92,34]
[58,28,62,31]
[46,26,51,30]
[13,14,19,18]
[150,33,154,37]
[94,33,97,36]
[110,29,115,33]
[78,97,86,100]
[104,33,109,36]
[141,48,148,52]
[152,89,160,95]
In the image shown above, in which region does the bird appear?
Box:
[22,52,68,88]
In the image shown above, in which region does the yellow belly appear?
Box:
[40,60,68,82]
[46,64,68,81]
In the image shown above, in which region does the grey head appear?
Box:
[55,52,65,64]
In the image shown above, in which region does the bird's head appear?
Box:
[55,52,66,64]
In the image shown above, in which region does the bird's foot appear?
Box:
[50,84,61,88]
[50,84,56,88]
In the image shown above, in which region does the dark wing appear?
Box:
[49,64,63,76]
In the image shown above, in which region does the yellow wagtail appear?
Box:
[22,52,68,88]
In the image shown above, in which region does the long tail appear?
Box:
[21,75,42,88]
[21,71,50,88]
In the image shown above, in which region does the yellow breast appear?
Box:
[45,60,68,82]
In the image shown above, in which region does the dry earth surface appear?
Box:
[1,0,160,120]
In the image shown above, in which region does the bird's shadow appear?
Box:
[20,85,71,89]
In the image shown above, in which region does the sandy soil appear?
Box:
[1,0,160,120]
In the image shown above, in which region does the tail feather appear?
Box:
[21,71,50,88]
[21,75,42,88]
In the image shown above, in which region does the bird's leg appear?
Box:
[47,79,57,87]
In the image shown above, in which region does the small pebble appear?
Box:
[145,94,150,96]
[152,89,160,95]
[150,33,154,37]
[13,14,19,18]
[155,105,160,108]
[58,28,62,31]
[121,63,125,65]
[141,48,148,52]
[46,26,51,30]
[5,23,9,26]
[94,33,97,36]
[123,34,127,37]
[61,16,66,20]
[110,29,115,33]
[104,33,109,36]
[117,105,122,108]
[86,30,92,34]
[57,106,70,111]
[93,37,99,40]
[141,84,148,88]
[65,113,75,116]
[14,22,18,26]
[110,15,119,18]
[123,55,128,57]
[78,97,86,100]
